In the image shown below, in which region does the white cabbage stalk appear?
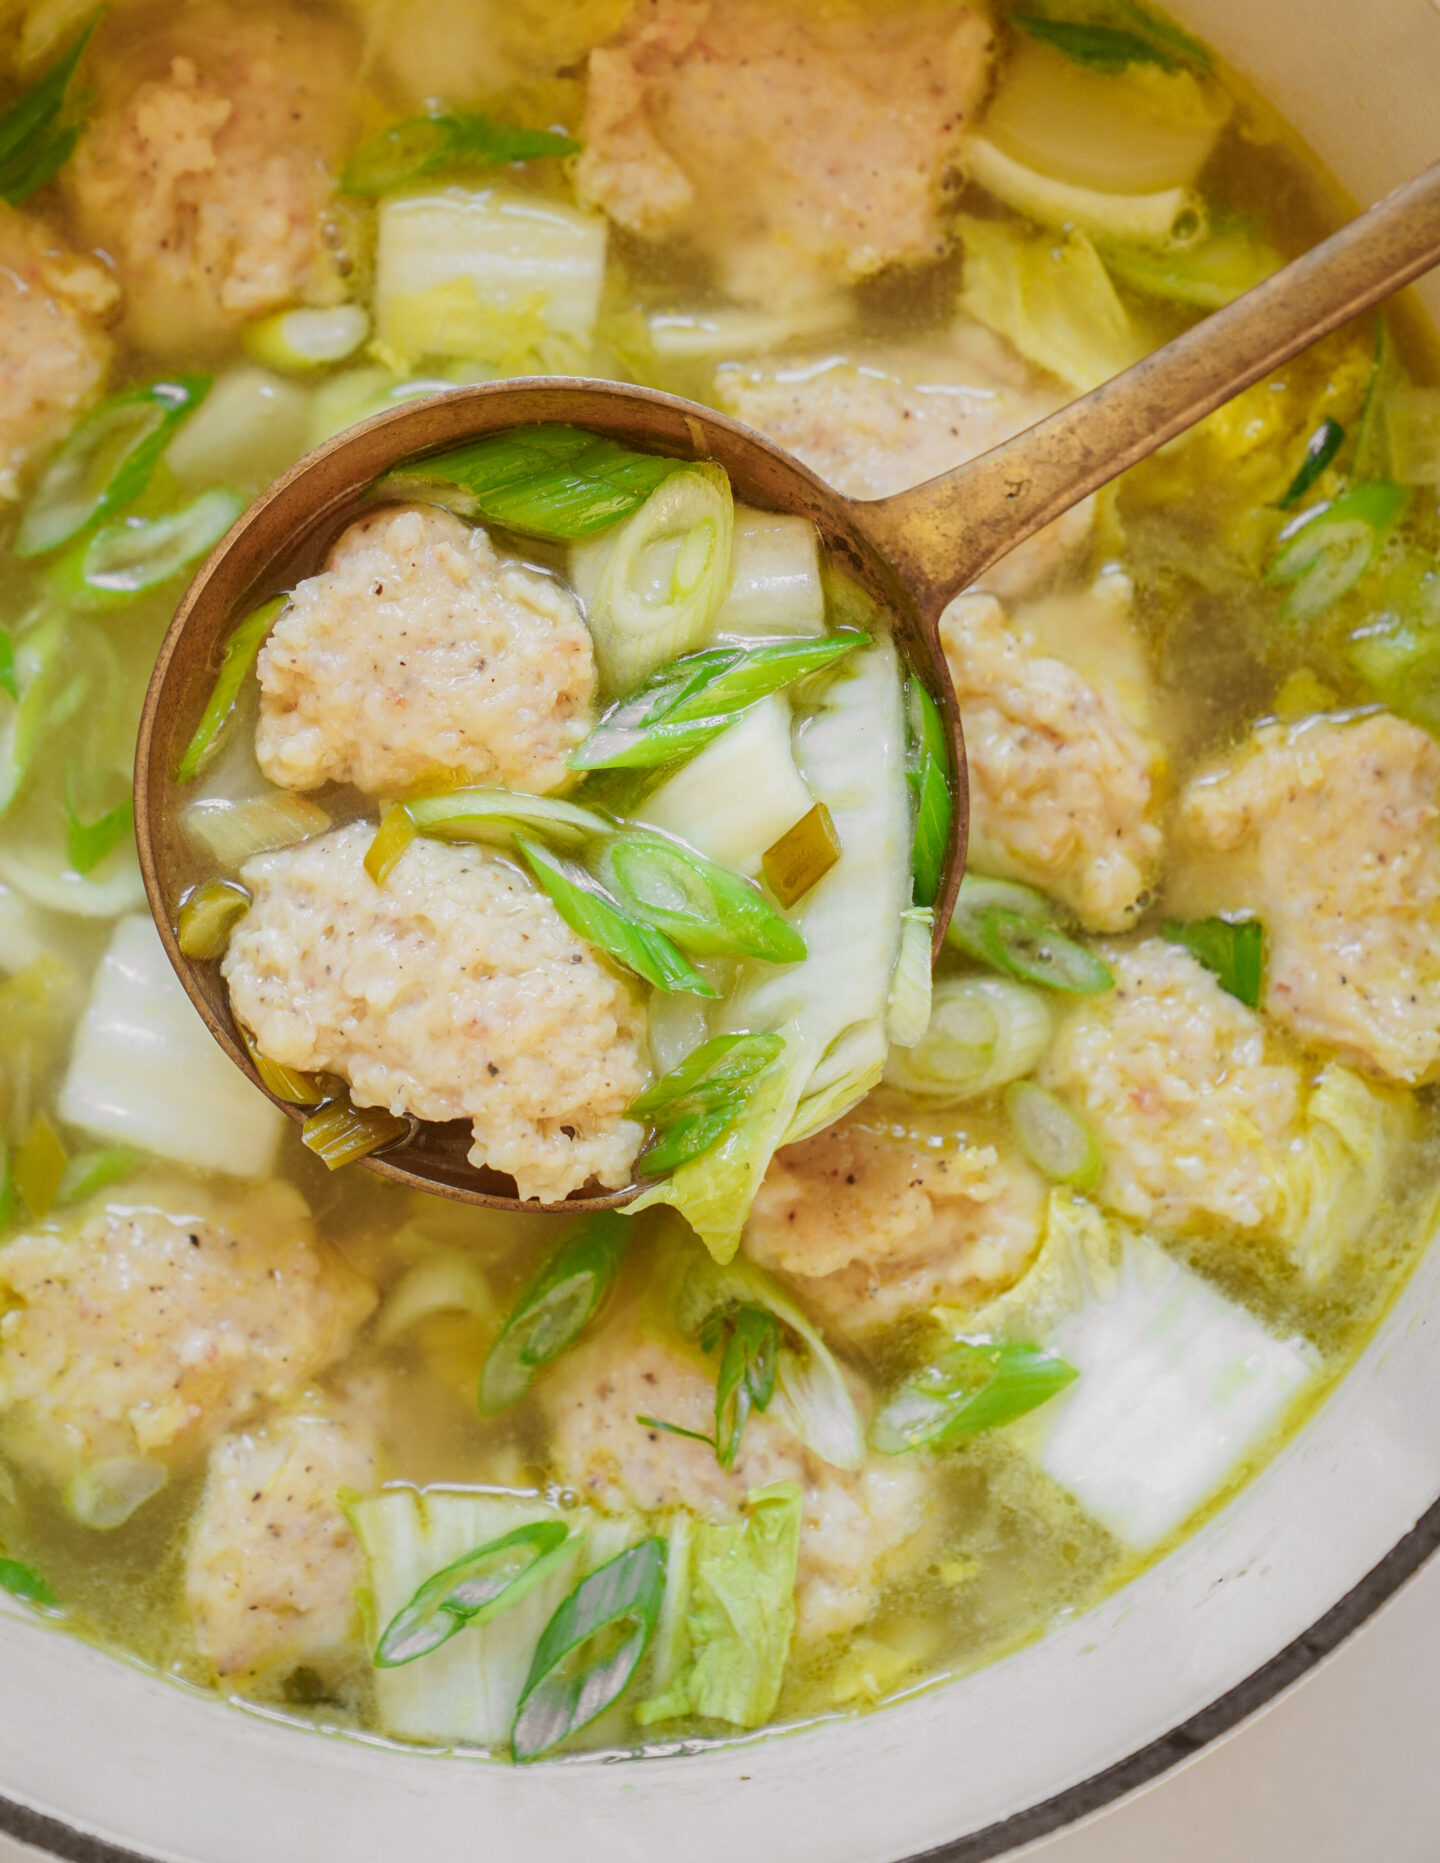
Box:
[884,908,934,1049]
[58,915,283,1178]
[164,367,311,494]
[714,507,826,639]
[375,1254,496,1345]
[373,186,607,374]
[1282,1064,1415,1286]
[645,299,851,360]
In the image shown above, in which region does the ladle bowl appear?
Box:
[134,158,1440,1212]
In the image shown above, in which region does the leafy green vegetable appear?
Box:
[17,376,212,560]
[1350,608,1440,733]
[511,1538,666,1761]
[515,833,716,998]
[570,635,864,772]
[1278,417,1347,509]
[0,15,98,207]
[1266,481,1411,625]
[176,596,287,784]
[64,773,132,875]
[385,425,681,542]
[479,1212,631,1413]
[344,110,578,195]
[1162,915,1265,1007]
[638,1485,801,1729]
[870,1339,1079,1454]
[905,679,953,910]
[0,1558,56,1609]
[375,1522,575,1668]
[594,830,805,964]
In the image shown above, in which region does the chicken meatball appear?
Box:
[65,6,356,353]
[941,580,1165,931]
[576,0,994,305]
[744,1097,1047,1339]
[0,1181,375,1485]
[0,204,117,502]
[1041,941,1301,1235]
[1172,711,1440,1084]
[185,1402,375,1685]
[255,505,596,799]
[716,341,1093,602]
[541,1315,928,1641]
[222,824,648,1202]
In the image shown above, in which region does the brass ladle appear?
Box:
[135,160,1440,1212]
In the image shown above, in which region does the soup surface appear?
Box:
[2,0,1440,1763]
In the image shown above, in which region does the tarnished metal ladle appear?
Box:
[135,159,1440,1212]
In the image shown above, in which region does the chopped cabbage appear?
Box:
[1282,1064,1414,1286]
[373,187,607,374]
[957,215,1146,394]
[0,883,47,974]
[964,136,1207,249]
[57,915,283,1179]
[638,1484,801,1729]
[164,368,311,496]
[714,509,826,640]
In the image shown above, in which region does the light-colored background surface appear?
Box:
[1,1547,1437,1863]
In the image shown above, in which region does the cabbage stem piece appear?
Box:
[177,596,287,784]
[181,792,330,866]
[884,907,934,1049]
[573,465,736,692]
[715,509,826,639]
[16,375,211,560]
[511,1539,666,1761]
[964,137,1206,250]
[478,1212,631,1414]
[374,1522,575,1669]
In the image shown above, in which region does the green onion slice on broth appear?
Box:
[342,110,579,195]
[0,1558,56,1610]
[53,488,244,608]
[54,1148,138,1207]
[1277,416,1347,508]
[514,834,717,997]
[16,375,212,560]
[63,773,133,876]
[712,1304,780,1469]
[511,1538,666,1762]
[406,788,610,850]
[479,1212,631,1414]
[177,596,287,784]
[176,880,251,961]
[949,877,1113,996]
[632,1034,786,1178]
[870,1340,1079,1455]
[594,830,805,964]
[374,1521,575,1669]
[1266,481,1411,625]
[381,426,682,542]
[0,14,99,208]
[1161,914,1266,1008]
[1004,1080,1104,1191]
[570,635,865,771]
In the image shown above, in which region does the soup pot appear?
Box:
[6,2,1440,1858]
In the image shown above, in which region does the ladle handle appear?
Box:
[859,159,1440,619]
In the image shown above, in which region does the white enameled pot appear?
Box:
[7,4,1440,1858]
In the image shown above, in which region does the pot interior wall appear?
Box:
[4,5,1440,1862]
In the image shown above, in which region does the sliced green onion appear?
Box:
[384,426,682,542]
[965,905,1113,996]
[0,629,15,703]
[364,804,417,886]
[1350,615,1440,733]
[631,1034,786,1122]
[0,14,98,207]
[870,1339,1079,1454]
[235,1021,328,1106]
[406,787,609,850]
[635,1414,715,1448]
[714,1304,779,1470]
[1161,915,1265,1008]
[906,679,953,910]
[177,596,287,784]
[1102,225,1280,310]
[1010,12,1185,72]
[1266,482,1412,624]
[343,110,578,195]
[177,879,251,960]
[511,1538,666,1762]
[301,1093,411,1169]
[1278,417,1346,509]
[180,792,330,865]
[0,1559,55,1609]
[374,1521,574,1668]
[636,1104,744,1177]
[16,375,212,560]
[13,1111,66,1219]
[243,304,370,372]
[569,635,862,771]
[54,1148,138,1206]
[884,975,1054,1103]
[54,487,244,608]
[593,830,805,964]
[514,833,716,998]
[578,464,736,692]
[885,907,934,1049]
[762,801,841,910]
[64,776,132,875]
[1004,1081,1103,1190]
[1353,317,1405,484]
[478,1210,631,1413]
[947,873,1059,956]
